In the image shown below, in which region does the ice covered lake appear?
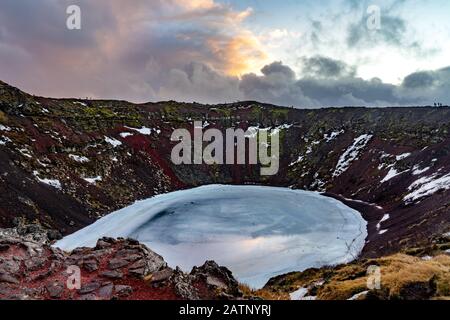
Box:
[55,185,367,288]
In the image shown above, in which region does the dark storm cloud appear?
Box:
[235,61,416,107]
[261,62,296,79]
[398,67,450,105]
[159,62,242,103]
[301,56,356,79]
[402,71,437,89]
[237,61,449,107]
[402,67,450,89]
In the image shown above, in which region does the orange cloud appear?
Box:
[207,32,268,76]
[0,0,269,102]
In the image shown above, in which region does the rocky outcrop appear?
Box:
[0,228,244,300]
[191,261,242,298]
[0,219,62,245]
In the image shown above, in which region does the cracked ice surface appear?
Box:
[56,185,367,288]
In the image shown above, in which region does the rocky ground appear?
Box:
[0,224,244,300]
[3,224,448,300]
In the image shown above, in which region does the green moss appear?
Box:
[270,108,290,121]
[437,275,450,296]
[83,106,117,118]
[250,105,263,120]
[0,110,8,123]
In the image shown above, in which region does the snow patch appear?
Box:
[324,129,344,142]
[104,136,122,148]
[376,214,390,230]
[244,124,292,138]
[306,140,320,154]
[381,167,407,183]
[18,148,33,158]
[348,291,369,300]
[380,151,392,160]
[290,287,308,300]
[125,126,154,135]
[404,172,450,203]
[270,124,293,136]
[69,154,90,163]
[300,296,317,300]
[120,132,133,138]
[84,176,102,185]
[333,134,373,177]
[412,165,430,175]
[0,136,12,145]
[0,125,11,131]
[33,171,62,190]
[289,155,304,167]
[396,153,411,161]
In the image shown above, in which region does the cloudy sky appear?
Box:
[0,0,449,107]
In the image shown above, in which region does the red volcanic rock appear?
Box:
[0,228,244,300]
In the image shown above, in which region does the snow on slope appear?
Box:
[55,185,367,288]
[333,134,373,177]
[33,170,62,190]
[83,176,102,185]
[324,130,344,142]
[376,214,390,231]
[290,287,309,300]
[412,165,431,175]
[104,136,122,148]
[381,167,408,183]
[404,172,450,203]
[396,153,411,161]
[69,154,90,163]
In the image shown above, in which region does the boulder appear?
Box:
[191,261,242,297]
[171,267,199,300]
[46,281,64,299]
[114,285,133,297]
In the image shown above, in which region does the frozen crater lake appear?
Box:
[56,185,367,288]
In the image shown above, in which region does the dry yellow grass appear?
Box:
[377,254,449,295]
[238,283,290,300]
[318,254,450,300]
[258,253,450,300]
[0,110,8,123]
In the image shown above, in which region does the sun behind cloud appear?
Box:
[208,31,268,77]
